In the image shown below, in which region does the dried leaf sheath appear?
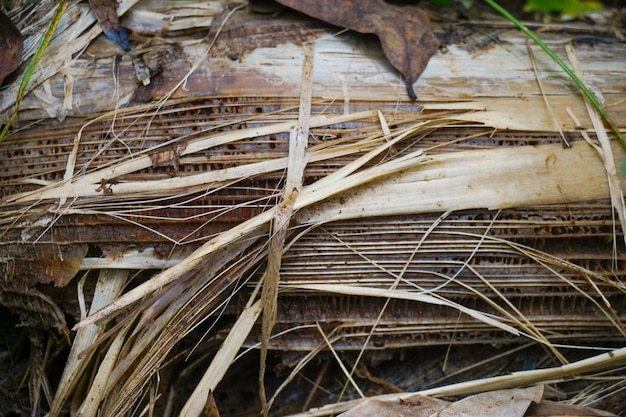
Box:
[259,43,315,417]
[0,0,625,415]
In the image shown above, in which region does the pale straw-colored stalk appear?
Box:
[284,346,626,417]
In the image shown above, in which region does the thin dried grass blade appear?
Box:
[285,347,626,417]
[179,300,262,417]
[291,283,520,336]
[315,323,365,399]
[566,44,626,246]
[6,111,379,204]
[76,320,134,417]
[527,43,568,147]
[74,127,430,330]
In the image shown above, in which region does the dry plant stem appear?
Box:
[49,269,129,417]
[74,122,431,330]
[79,247,182,270]
[179,300,263,417]
[76,320,134,417]
[96,238,261,412]
[5,111,379,204]
[316,323,365,398]
[566,44,626,247]
[483,0,626,149]
[260,42,315,417]
[286,346,626,417]
[526,42,568,147]
[291,283,520,336]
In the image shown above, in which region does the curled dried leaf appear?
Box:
[275,0,440,100]
[88,0,131,51]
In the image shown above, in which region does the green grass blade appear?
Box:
[483,0,625,149]
[0,0,68,144]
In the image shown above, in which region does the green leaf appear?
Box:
[524,0,604,20]
[431,0,473,7]
[484,0,625,151]
[0,1,68,144]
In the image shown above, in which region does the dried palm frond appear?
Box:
[1,1,625,416]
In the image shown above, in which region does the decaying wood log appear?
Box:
[1,0,626,416]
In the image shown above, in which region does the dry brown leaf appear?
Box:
[526,400,617,417]
[88,0,130,50]
[338,395,449,417]
[339,387,544,417]
[0,10,23,85]
[275,0,440,100]
[438,386,544,417]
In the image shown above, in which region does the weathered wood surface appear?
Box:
[1,0,625,331]
[0,0,624,129]
[1,3,626,415]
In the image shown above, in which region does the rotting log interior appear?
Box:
[1,1,626,414]
[2,98,623,346]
